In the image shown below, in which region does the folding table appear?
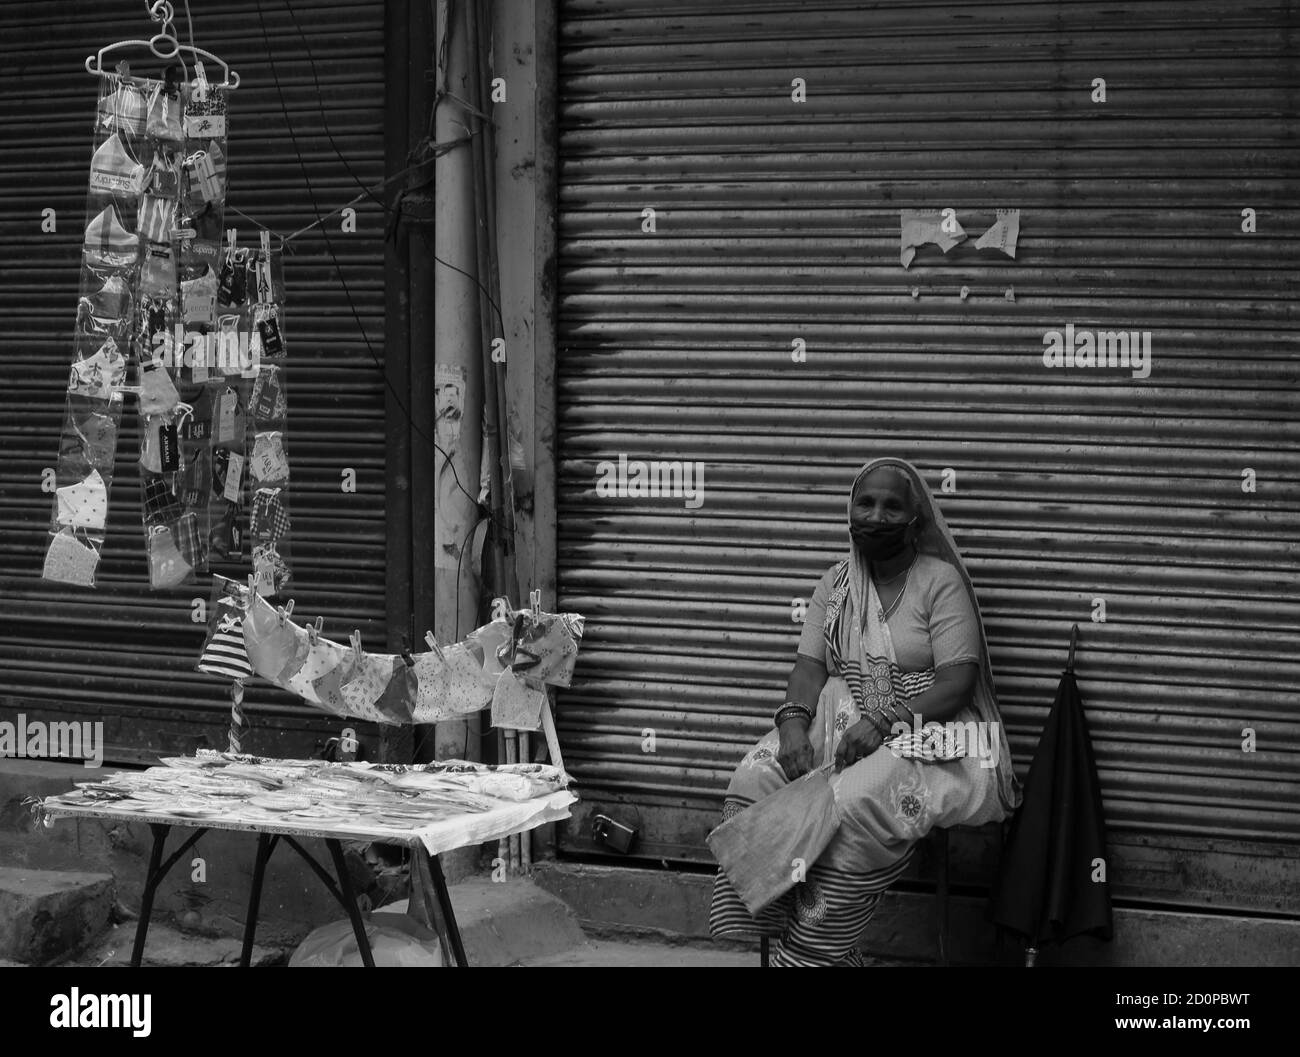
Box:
[42,785,575,967]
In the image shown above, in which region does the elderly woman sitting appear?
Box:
[709,457,1021,966]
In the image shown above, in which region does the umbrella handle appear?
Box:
[1067,623,1079,672]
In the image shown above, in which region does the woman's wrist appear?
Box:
[774,701,813,729]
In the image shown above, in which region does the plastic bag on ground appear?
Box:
[289,913,442,967]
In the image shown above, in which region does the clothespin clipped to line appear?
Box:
[350,630,363,664]
[306,615,323,646]
[530,589,542,617]
[424,631,447,663]
[246,574,257,611]
[225,227,237,259]
[277,599,295,627]
[194,60,208,102]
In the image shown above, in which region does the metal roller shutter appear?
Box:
[0,1,389,762]
[553,0,1300,906]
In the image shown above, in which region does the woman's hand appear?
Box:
[776,719,815,781]
[834,718,885,771]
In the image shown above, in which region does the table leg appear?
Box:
[239,833,278,968]
[426,852,468,967]
[130,823,169,968]
[325,838,375,968]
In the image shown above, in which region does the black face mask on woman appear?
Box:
[850,517,917,560]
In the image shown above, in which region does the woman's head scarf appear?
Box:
[844,457,1021,815]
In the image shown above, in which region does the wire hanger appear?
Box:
[85,1,240,88]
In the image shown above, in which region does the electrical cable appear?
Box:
[251,3,490,522]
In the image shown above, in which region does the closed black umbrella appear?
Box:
[988,625,1112,964]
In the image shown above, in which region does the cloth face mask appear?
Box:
[139,357,181,416]
[250,432,289,485]
[98,81,146,136]
[89,133,144,199]
[252,541,291,596]
[72,410,118,470]
[287,636,350,708]
[145,78,183,144]
[81,275,132,327]
[242,596,303,684]
[338,654,405,726]
[147,523,193,588]
[43,528,101,587]
[250,487,290,543]
[83,204,139,267]
[142,475,184,526]
[68,341,127,402]
[56,468,108,531]
[251,366,286,424]
[139,240,177,296]
[197,597,254,680]
[181,266,218,327]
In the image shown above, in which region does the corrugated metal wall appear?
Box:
[552,0,1300,902]
[0,1,389,762]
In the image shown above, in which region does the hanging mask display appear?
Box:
[44,57,237,590]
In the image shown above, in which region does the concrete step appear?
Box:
[372,877,587,966]
[0,866,115,965]
[66,922,287,967]
[520,939,758,967]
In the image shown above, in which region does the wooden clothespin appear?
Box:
[530,589,542,617]
[424,631,447,663]
[307,615,323,646]
[276,598,294,626]
[350,629,363,664]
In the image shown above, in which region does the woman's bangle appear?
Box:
[774,703,813,728]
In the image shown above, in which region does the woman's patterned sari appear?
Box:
[708,458,1021,966]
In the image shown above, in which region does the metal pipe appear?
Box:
[434,0,484,764]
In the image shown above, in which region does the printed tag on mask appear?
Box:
[216,388,238,445]
[257,311,284,357]
[185,112,226,139]
[219,251,248,306]
[223,451,244,503]
[158,421,180,472]
[191,151,221,201]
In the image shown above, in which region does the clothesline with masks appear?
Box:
[196,575,583,770]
